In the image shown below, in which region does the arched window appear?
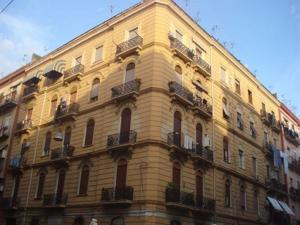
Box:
[64,127,72,146]
[223,137,229,163]
[116,159,127,189]
[84,119,95,146]
[73,217,84,225]
[175,65,182,84]
[56,170,66,200]
[173,111,182,146]
[120,108,132,144]
[225,179,231,207]
[78,165,89,195]
[125,63,135,83]
[50,95,58,116]
[111,217,124,225]
[240,184,246,210]
[90,78,100,102]
[172,162,181,190]
[36,172,45,199]
[43,132,52,156]
[222,97,230,119]
[196,123,203,150]
[70,87,77,104]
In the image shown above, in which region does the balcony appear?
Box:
[169,36,194,64]
[0,126,9,141]
[50,145,74,161]
[288,158,300,174]
[0,93,17,113]
[111,79,141,103]
[101,187,134,206]
[168,81,194,107]
[54,103,79,123]
[43,193,68,208]
[266,178,287,195]
[15,120,32,136]
[260,111,280,133]
[283,127,300,146]
[43,69,62,80]
[194,197,216,214]
[0,197,20,210]
[8,155,26,175]
[271,121,281,133]
[63,64,84,83]
[116,35,143,60]
[192,97,212,119]
[165,187,194,210]
[192,55,211,77]
[107,131,137,151]
[22,86,38,101]
[289,187,300,200]
[167,132,214,164]
[23,75,41,86]
[263,141,273,159]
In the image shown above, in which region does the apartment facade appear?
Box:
[0,0,296,225]
[280,104,300,225]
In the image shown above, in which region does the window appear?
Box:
[84,119,95,146]
[252,157,257,177]
[175,65,182,85]
[175,30,183,42]
[75,56,82,66]
[90,78,100,102]
[111,217,124,225]
[27,108,33,121]
[196,123,203,149]
[125,63,135,83]
[261,103,266,115]
[238,150,245,169]
[78,165,89,195]
[223,137,229,163]
[172,162,181,189]
[94,46,103,62]
[225,179,231,207]
[254,191,260,215]
[248,90,253,104]
[237,112,244,130]
[129,27,138,39]
[36,173,45,199]
[43,132,51,156]
[235,79,241,95]
[250,121,256,138]
[240,185,246,210]
[64,127,72,146]
[120,108,132,144]
[70,88,77,104]
[222,97,230,119]
[50,96,58,116]
[173,111,182,147]
[73,217,84,225]
[266,165,270,179]
[116,159,127,189]
[221,67,227,84]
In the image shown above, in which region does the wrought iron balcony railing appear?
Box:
[283,127,300,146]
[43,193,68,207]
[107,131,137,148]
[169,81,194,106]
[288,158,300,174]
[15,120,32,134]
[50,145,74,160]
[101,187,134,202]
[169,36,194,63]
[167,132,213,162]
[0,197,20,209]
[111,79,141,100]
[63,64,84,82]
[193,55,211,76]
[0,93,17,113]
[266,178,287,193]
[195,196,216,211]
[165,187,195,207]
[54,103,79,122]
[116,35,143,57]
[193,96,212,118]
[0,126,9,140]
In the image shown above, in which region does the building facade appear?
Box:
[0,0,297,225]
[280,104,300,225]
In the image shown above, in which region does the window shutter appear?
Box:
[79,166,89,195]
[50,99,57,116]
[36,173,45,199]
[90,79,100,101]
[44,132,51,154]
[172,162,181,189]
[84,120,95,146]
[116,160,127,188]
[94,46,103,62]
[27,108,33,121]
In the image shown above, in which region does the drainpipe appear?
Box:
[22,90,48,225]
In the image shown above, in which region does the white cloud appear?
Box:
[0,14,51,76]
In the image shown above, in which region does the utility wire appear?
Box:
[0,0,15,15]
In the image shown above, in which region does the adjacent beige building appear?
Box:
[0,0,297,225]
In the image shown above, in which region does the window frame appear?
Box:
[83,119,95,147]
[77,165,90,196]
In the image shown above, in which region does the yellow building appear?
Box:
[0,0,295,225]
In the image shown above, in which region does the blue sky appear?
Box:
[0,0,299,116]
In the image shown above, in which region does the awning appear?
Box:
[267,197,284,212]
[23,73,41,86]
[278,200,295,216]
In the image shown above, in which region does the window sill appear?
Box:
[89,98,99,104]
[91,60,104,67]
[77,194,88,197]
[82,144,93,148]
[40,154,49,158]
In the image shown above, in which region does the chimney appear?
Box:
[31,53,41,63]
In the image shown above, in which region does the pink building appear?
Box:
[280,103,300,225]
